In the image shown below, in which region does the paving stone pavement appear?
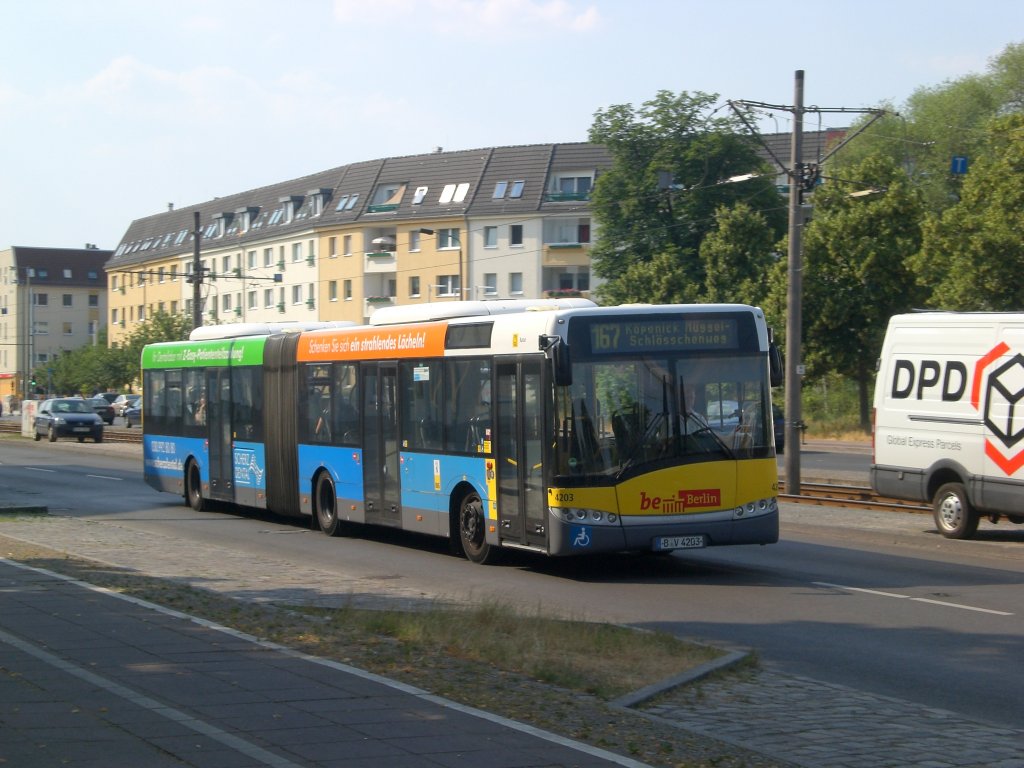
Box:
[3,512,1023,768]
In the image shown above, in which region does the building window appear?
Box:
[292,284,302,304]
[222,294,232,313]
[482,274,497,296]
[436,275,460,297]
[88,294,98,307]
[483,226,497,248]
[409,231,421,252]
[33,293,48,306]
[510,224,523,246]
[63,294,73,307]
[63,269,72,279]
[493,181,508,199]
[329,237,337,258]
[170,264,178,282]
[63,322,73,335]
[329,281,338,301]
[343,235,352,256]
[344,280,352,300]
[438,228,460,249]
[292,243,302,262]
[264,248,273,268]
[264,288,274,308]
[509,180,525,198]
[509,272,523,294]
[248,250,257,269]
[412,186,428,204]
[248,290,257,309]
[409,276,420,297]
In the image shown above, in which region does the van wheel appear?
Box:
[933,483,979,539]
[458,490,498,564]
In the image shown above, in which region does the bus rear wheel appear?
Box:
[185,460,208,512]
[458,490,497,564]
[315,473,345,537]
[933,482,978,539]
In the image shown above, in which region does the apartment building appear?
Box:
[0,246,110,403]
[105,143,612,343]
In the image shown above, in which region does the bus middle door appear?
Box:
[362,363,400,526]
[207,368,234,501]
[496,360,546,549]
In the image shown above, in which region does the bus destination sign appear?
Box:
[589,318,739,354]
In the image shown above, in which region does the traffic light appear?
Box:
[29,378,36,387]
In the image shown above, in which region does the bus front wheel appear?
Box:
[933,482,978,539]
[458,490,497,564]
[315,473,345,537]
[185,461,208,512]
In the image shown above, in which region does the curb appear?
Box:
[610,649,752,710]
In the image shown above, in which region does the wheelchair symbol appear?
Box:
[571,526,591,548]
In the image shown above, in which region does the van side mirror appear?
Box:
[540,335,572,386]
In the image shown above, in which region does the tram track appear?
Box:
[2,420,926,512]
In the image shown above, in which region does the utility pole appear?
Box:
[785,70,805,495]
[730,72,890,496]
[191,211,203,331]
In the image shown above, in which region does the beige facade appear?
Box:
[106,145,611,337]
[0,246,110,403]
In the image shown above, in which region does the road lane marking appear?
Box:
[86,474,122,480]
[24,467,56,473]
[814,581,1013,616]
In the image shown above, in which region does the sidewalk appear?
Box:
[0,558,645,768]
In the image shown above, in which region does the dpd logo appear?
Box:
[973,342,1024,475]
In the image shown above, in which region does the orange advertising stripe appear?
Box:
[297,322,448,362]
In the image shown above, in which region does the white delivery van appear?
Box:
[871,312,1024,539]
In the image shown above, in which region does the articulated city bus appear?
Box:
[141,300,781,562]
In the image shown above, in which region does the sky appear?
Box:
[2,0,1021,251]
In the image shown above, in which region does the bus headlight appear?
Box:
[551,507,620,526]
[732,497,778,520]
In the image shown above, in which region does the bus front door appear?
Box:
[496,360,546,550]
[207,368,234,501]
[362,364,400,526]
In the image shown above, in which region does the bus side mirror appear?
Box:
[769,343,783,388]
[540,335,572,386]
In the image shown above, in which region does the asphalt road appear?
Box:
[2,437,1021,737]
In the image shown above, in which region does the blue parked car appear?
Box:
[33,398,104,443]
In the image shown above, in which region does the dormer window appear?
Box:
[278,195,303,224]
[368,182,406,213]
[213,212,233,238]
[547,173,593,201]
[235,207,259,232]
[304,188,331,217]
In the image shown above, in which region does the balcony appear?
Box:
[364,296,395,316]
[543,191,590,202]
[542,243,590,266]
[364,251,397,273]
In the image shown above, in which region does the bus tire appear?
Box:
[933,482,978,539]
[315,473,345,537]
[458,490,497,564]
[185,460,208,512]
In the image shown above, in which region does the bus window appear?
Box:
[333,363,359,445]
[445,359,491,454]
[400,360,442,451]
[303,364,332,444]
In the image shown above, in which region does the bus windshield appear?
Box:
[554,353,772,478]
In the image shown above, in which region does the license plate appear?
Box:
[653,535,706,551]
[73,427,90,432]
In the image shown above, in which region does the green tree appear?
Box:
[595,251,692,305]
[911,113,1024,309]
[699,202,780,306]
[587,90,784,303]
[800,154,925,428]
